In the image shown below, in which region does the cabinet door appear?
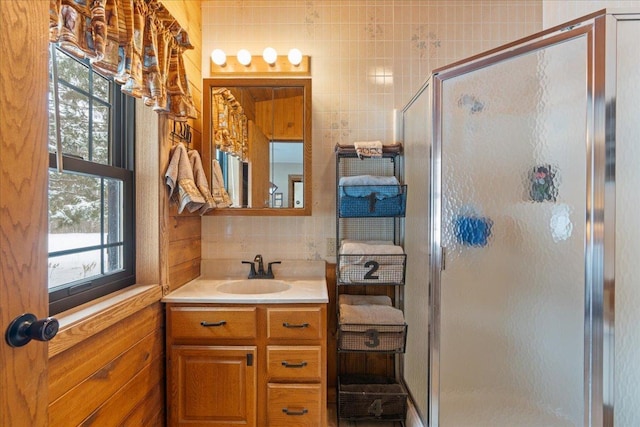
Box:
[170,345,257,426]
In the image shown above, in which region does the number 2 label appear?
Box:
[363,260,379,279]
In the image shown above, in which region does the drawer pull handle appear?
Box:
[281,360,308,368]
[282,322,309,329]
[282,408,308,416]
[200,320,226,327]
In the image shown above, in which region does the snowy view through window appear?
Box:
[48,233,102,287]
[48,47,125,291]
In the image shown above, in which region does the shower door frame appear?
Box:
[429,10,616,427]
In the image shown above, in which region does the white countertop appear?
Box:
[162,259,328,304]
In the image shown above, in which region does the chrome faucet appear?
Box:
[241,254,280,279]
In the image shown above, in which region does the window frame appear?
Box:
[48,47,136,315]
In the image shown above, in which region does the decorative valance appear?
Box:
[49,0,197,121]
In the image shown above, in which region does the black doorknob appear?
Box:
[5,313,59,348]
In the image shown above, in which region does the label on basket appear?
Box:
[363,260,380,279]
[364,328,380,348]
[368,399,384,417]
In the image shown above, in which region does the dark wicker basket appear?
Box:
[338,375,408,421]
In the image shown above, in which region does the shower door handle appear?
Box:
[441,246,447,271]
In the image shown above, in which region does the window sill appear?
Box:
[48,284,163,358]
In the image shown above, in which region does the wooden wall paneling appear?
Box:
[169,215,201,241]
[168,259,200,290]
[159,115,172,293]
[48,303,163,402]
[119,380,165,427]
[79,356,164,426]
[168,237,201,268]
[160,0,202,46]
[136,101,161,285]
[159,0,203,294]
[48,325,164,426]
[49,285,162,357]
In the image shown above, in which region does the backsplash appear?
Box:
[201,0,542,261]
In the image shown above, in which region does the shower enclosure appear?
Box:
[428,9,640,427]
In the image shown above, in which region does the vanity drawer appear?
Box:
[266,307,323,341]
[267,383,322,426]
[169,307,257,340]
[266,346,322,382]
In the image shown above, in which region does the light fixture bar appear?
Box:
[211,54,310,76]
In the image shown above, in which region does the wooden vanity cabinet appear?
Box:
[166,304,327,427]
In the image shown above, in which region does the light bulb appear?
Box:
[288,48,302,66]
[262,47,277,65]
[237,49,252,66]
[211,49,226,66]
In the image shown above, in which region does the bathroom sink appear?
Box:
[216,279,292,294]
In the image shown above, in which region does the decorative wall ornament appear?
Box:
[454,213,493,247]
[529,164,558,202]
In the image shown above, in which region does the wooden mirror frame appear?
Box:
[202,78,312,216]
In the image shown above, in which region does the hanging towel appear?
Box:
[188,149,215,215]
[353,140,383,159]
[165,142,205,213]
[211,159,232,208]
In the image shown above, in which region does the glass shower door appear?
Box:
[433,31,590,427]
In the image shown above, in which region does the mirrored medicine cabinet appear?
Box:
[202,78,312,216]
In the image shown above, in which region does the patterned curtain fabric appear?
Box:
[49,0,197,121]
[212,88,248,160]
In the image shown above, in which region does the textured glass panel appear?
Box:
[402,82,431,419]
[438,36,588,426]
[615,19,640,427]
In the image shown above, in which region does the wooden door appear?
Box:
[170,345,257,426]
[0,1,51,426]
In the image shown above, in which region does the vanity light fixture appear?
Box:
[263,47,278,65]
[237,49,252,66]
[211,48,227,66]
[210,48,310,75]
[288,48,302,66]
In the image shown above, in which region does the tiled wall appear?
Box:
[201,0,542,262]
[543,0,640,27]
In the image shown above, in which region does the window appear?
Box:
[48,46,136,315]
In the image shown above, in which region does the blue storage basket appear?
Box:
[339,185,407,217]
